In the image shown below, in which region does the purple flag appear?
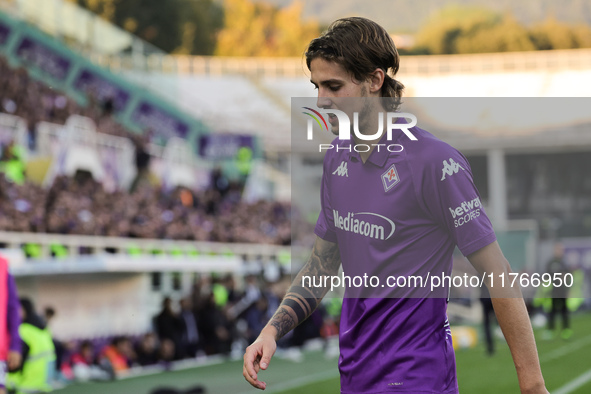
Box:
[15,37,71,81]
[132,101,189,139]
[74,68,130,111]
[0,22,10,46]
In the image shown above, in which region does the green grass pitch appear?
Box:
[54,312,591,394]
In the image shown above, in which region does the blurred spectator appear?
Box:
[210,167,229,202]
[7,298,55,394]
[135,333,160,367]
[95,99,119,136]
[221,274,239,305]
[158,339,175,365]
[43,307,55,324]
[198,292,232,355]
[227,275,264,344]
[69,340,112,382]
[291,308,323,348]
[130,134,153,193]
[0,140,26,185]
[227,275,261,321]
[545,243,572,340]
[99,336,135,375]
[244,295,269,344]
[154,297,182,359]
[43,305,66,375]
[320,316,339,339]
[178,298,200,358]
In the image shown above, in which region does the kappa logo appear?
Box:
[381,164,400,192]
[332,161,348,177]
[441,158,465,181]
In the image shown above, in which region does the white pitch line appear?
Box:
[553,368,591,394]
[539,334,591,363]
[235,368,340,394]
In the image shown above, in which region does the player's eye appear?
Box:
[329,85,340,92]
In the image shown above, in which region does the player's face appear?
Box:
[310,57,373,135]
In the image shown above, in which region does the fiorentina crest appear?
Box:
[381,164,400,192]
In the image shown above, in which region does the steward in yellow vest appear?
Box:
[7,298,55,394]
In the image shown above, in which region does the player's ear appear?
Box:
[368,68,385,94]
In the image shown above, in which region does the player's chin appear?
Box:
[329,126,339,135]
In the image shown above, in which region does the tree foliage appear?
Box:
[69,0,223,55]
[215,0,320,57]
[529,17,591,50]
[412,5,591,55]
[69,1,591,56]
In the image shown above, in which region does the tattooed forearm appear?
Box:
[269,307,296,340]
[302,240,341,279]
[292,238,341,299]
[265,238,341,340]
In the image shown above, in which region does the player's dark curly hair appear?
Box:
[305,17,404,110]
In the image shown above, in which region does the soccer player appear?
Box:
[242,17,548,393]
[0,255,22,394]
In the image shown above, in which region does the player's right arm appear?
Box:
[242,236,341,390]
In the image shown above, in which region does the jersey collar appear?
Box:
[346,115,408,167]
[346,130,390,167]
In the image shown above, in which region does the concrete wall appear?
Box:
[14,271,194,340]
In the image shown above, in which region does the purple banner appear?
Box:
[74,68,130,111]
[15,36,71,81]
[0,22,10,46]
[199,134,255,159]
[131,101,189,139]
[564,243,591,271]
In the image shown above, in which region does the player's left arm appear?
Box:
[6,273,22,371]
[467,241,548,394]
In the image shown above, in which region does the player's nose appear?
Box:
[316,94,332,109]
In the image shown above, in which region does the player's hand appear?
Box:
[520,381,549,394]
[243,330,277,390]
[7,350,21,371]
[521,387,549,394]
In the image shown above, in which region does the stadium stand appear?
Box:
[0,3,589,392]
[0,52,291,246]
[0,45,301,394]
[0,56,132,143]
[122,73,293,154]
[0,172,291,244]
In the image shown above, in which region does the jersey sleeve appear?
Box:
[314,154,338,243]
[420,146,496,256]
[7,273,22,353]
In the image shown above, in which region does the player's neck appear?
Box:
[353,109,385,163]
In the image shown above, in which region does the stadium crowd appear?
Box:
[0,44,322,391]
[26,272,339,385]
[0,56,133,146]
[0,171,291,245]
[0,53,292,246]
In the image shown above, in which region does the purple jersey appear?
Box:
[315,126,496,393]
[7,273,21,354]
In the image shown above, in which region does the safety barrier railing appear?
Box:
[90,48,591,77]
[0,231,291,260]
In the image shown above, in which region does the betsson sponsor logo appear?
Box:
[448,197,481,228]
[333,210,395,240]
